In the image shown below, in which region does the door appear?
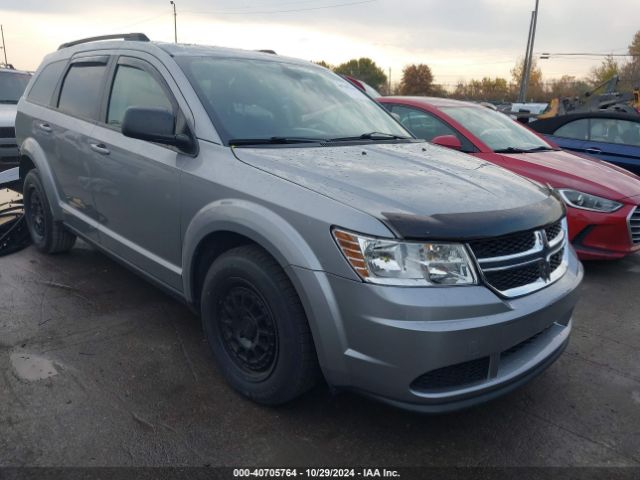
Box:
[46,56,110,240]
[584,118,640,175]
[86,56,187,290]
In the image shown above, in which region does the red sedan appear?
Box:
[379,96,640,260]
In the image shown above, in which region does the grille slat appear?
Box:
[0,127,15,138]
[630,207,640,245]
[469,220,567,297]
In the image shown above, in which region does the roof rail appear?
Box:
[58,33,150,50]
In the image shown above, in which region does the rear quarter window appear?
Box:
[27,60,67,106]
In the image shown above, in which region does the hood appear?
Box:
[233,142,563,240]
[0,103,17,126]
[479,149,640,201]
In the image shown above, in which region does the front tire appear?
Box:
[200,245,320,405]
[23,169,76,254]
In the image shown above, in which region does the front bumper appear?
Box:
[568,204,640,260]
[290,249,583,412]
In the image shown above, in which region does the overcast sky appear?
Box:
[1,0,637,86]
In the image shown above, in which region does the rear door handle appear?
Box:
[585,147,602,154]
[38,123,52,133]
[90,143,110,155]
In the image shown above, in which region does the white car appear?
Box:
[0,66,31,172]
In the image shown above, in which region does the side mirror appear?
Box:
[122,107,193,151]
[431,134,462,151]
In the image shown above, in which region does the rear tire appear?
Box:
[23,169,76,254]
[200,245,320,405]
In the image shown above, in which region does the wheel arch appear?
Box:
[19,138,63,221]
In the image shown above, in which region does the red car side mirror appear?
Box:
[431,135,462,151]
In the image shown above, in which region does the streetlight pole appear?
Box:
[518,0,539,102]
[170,1,177,43]
[0,25,7,65]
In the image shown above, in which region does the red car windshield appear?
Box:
[442,106,552,153]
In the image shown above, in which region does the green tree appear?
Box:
[334,58,387,90]
[452,77,510,101]
[399,64,434,95]
[511,57,544,101]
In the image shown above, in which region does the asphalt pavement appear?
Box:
[1,242,639,467]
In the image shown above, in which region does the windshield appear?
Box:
[0,71,31,104]
[176,56,408,144]
[441,106,551,152]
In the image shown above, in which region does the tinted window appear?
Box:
[27,61,65,106]
[58,63,107,120]
[176,56,408,144]
[554,119,589,140]
[107,65,173,127]
[590,118,640,146]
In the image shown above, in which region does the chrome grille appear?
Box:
[468,219,568,298]
[629,207,640,245]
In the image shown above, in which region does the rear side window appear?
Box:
[58,63,108,120]
[107,65,173,127]
[590,118,640,146]
[553,119,589,140]
[27,61,66,106]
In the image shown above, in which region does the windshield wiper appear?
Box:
[327,132,411,142]
[228,136,326,146]
[494,146,559,154]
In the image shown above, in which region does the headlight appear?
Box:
[332,229,477,286]
[557,189,623,213]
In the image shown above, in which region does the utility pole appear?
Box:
[170,1,177,43]
[518,0,539,102]
[0,25,7,65]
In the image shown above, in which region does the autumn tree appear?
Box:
[399,64,435,95]
[314,60,333,70]
[620,30,640,91]
[588,55,620,90]
[452,77,510,101]
[334,58,387,90]
[511,57,544,101]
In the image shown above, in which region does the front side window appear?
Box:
[589,118,640,146]
[441,106,551,152]
[107,65,173,128]
[553,119,589,140]
[58,63,108,120]
[0,71,32,104]
[176,56,408,144]
[390,104,459,140]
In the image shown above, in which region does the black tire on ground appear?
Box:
[200,244,320,405]
[23,169,76,254]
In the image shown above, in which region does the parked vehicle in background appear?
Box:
[0,66,31,172]
[380,96,640,260]
[15,34,582,412]
[341,75,382,98]
[528,112,640,176]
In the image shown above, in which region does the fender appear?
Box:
[19,137,64,221]
[181,198,351,382]
[182,198,324,304]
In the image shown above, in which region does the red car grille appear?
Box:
[630,207,640,245]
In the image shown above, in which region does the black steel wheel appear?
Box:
[201,244,320,405]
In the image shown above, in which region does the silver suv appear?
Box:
[0,66,31,172]
[15,34,583,412]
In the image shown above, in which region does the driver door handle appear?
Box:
[585,147,602,154]
[38,123,52,133]
[90,143,110,155]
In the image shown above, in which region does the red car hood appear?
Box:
[475,149,640,202]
